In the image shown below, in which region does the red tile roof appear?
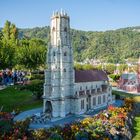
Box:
[75,70,108,83]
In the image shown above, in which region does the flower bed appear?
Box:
[0,98,134,140]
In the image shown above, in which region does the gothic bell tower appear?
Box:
[43,10,75,118]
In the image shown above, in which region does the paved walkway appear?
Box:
[14,100,123,129]
[14,108,42,121]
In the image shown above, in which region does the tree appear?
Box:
[0,43,15,69]
[2,20,11,41]
[10,23,18,43]
[118,64,128,73]
[16,39,47,70]
[105,64,116,74]
[0,21,18,69]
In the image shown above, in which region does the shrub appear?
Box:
[0,120,13,135]
[31,129,51,140]
[75,130,89,140]
[19,80,44,99]
[48,133,63,140]
[109,74,120,82]
[30,74,44,80]
[27,80,44,99]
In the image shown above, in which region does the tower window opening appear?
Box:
[64,27,67,32]
[63,68,66,72]
[64,52,67,56]
[53,52,55,56]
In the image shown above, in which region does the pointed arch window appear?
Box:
[63,68,66,72]
[53,51,55,56]
[64,27,67,32]
[64,52,67,56]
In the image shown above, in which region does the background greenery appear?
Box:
[0,21,140,70]
[19,26,140,63]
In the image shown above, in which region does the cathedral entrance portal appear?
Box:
[45,101,52,118]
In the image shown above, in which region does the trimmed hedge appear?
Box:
[30,74,44,80]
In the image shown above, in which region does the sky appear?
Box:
[0,0,140,31]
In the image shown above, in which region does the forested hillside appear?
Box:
[19,26,140,63]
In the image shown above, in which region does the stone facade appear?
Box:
[43,11,114,118]
[74,81,112,114]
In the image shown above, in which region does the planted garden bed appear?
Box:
[0,98,135,140]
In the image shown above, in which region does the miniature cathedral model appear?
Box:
[43,10,114,118]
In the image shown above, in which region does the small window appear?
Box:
[64,52,67,56]
[64,27,67,32]
[63,68,66,72]
[93,97,96,106]
[98,96,101,104]
[80,86,82,90]
[53,52,55,56]
[81,100,84,110]
[103,95,106,103]
[86,86,88,89]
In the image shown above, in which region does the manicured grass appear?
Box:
[112,90,140,102]
[133,116,140,140]
[0,86,42,112]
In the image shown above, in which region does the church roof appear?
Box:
[75,70,108,83]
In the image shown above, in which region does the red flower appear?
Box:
[118,113,125,118]
[108,105,115,111]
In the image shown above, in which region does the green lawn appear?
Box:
[113,90,140,139]
[0,86,42,112]
[112,90,140,102]
[133,116,140,140]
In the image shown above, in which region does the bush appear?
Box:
[109,74,120,82]
[0,120,13,135]
[31,129,51,140]
[28,80,44,99]
[31,70,44,74]
[30,74,44,80]
[19,80,44,99]
[48,133,63,140]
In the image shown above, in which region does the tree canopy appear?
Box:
[0,21,47,70]
[19,26,140,63]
